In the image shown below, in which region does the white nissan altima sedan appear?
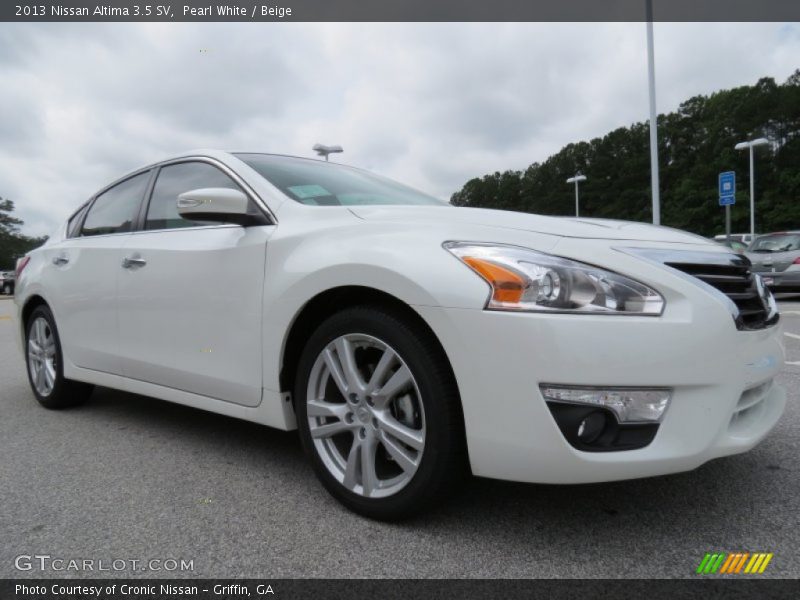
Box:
[14,150,786,519]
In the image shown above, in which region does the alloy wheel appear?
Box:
[28,317,57,397]
[306,333,426,499]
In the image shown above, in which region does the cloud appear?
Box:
[0,22,798,236]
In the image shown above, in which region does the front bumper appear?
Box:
[415,242,786,484]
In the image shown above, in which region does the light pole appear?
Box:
[566,174,587,217]
[312,143,343,161]
[645,0,660,226]
[734,137,769,237]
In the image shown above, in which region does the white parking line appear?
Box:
[787,361,800,366]
[784,332,800,341]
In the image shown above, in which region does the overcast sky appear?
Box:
[1,22,799,236]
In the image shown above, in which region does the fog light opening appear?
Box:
[577,411,607,444]
[541,384,667,452]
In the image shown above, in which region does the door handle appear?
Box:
[52,254,69,266]
[121,256,147,269]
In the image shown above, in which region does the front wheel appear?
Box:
[295,305,465,520]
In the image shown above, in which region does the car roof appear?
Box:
[103,149,358,193]
[231,151,332,165]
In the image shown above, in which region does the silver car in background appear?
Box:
[747,231,800,292]
[1,271,15,295]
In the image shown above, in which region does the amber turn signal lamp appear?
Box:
[462,257,525,304]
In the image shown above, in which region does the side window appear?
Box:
[145,162,240,230]
[66,203,90,238]
[81,171,150,237]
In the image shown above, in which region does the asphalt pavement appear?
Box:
[1,295,798,579]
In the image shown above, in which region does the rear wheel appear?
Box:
[295,305,465,520]
[25,305,94,409]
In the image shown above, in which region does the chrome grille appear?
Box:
[665,259,778,331]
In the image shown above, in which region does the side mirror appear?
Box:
[176,188,266,226]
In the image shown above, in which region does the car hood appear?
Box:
[349,205,712,244]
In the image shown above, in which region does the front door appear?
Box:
[116,161,271,406]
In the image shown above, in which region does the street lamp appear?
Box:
[734,137,769,237]
[645,0,660,226]
[566,174,587,217]
[312,143,343,161]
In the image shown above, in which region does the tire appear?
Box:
[295,305,466,520]
[2,284,11,295]
[25,305,94,409]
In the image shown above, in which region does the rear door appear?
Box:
[44,170,153,374]
[116,160,272,406]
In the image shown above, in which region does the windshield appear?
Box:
[715,239,746,252]
[236,153,448,207]
[748,234,800,253]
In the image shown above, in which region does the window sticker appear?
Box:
[288,184,331,199]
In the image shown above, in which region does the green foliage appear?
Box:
[0,198,48,269]
[451,71,800,236]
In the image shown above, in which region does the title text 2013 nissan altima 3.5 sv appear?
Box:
[14,150,786,519]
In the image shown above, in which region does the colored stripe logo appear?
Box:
[696,552,773,574]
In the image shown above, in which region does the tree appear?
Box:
[0,198,23,235]
[451,71,800,236]
[0,198,48,269]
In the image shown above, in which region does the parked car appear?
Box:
[0,271,15,295]
[746,231,800,292]
[713,238,748,254]
[714,233,756,245]
[13,150,786,519]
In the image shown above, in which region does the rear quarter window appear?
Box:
[81,171,151,237]
[66,203,90,238]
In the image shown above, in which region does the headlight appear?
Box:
[444,241,664,315]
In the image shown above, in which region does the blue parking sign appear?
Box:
[719,171,735,206]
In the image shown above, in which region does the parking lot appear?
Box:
[0,294,798,579]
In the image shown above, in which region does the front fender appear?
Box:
[259,217,490,392]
